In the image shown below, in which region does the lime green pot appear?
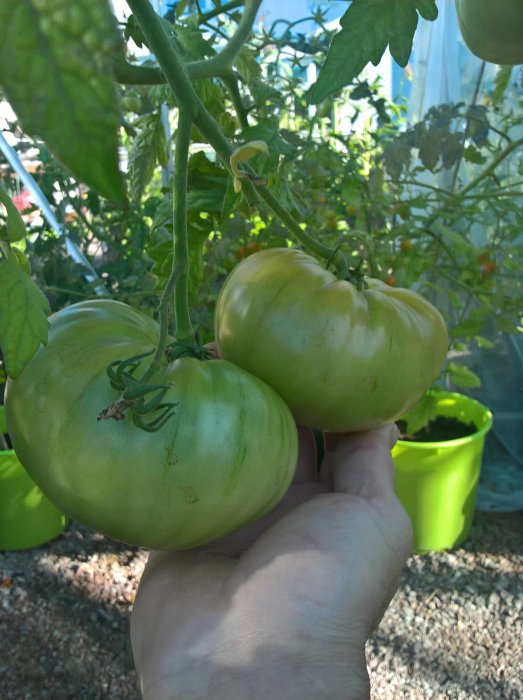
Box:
[392,392,493,554]
[0,406,68,551]
[456,0,523,65]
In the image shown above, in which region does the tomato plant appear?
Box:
[5,299,298,549]
[215,248,448,432]
[0,0,520,555]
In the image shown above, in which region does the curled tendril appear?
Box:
[98,350,178,432]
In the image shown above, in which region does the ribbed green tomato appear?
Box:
[5,300,298,550]
[215,248,448,432]
[456,0,523,65]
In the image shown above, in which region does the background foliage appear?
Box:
[0,0,521,388]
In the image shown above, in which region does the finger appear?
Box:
[196,481,330,557]
[328,423,400,500]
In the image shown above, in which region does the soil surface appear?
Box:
[397,416,477,442]
[1,510,522,699]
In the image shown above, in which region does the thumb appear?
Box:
[322,424,400,500]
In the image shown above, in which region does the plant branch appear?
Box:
[190,0,262,78]
[113,57,164,85]
[127,0,337,264]
[198,0,245,22]
[254,184,334,260]
[126,0,200,116]
[459,137,523,197]
[221,70,250,129]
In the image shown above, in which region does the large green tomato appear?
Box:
[215,248,448,432]
[456,0,523,65]
[5,300,298,550]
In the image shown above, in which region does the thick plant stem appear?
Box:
[172,109,194,343]
[190,0,262,77]
[126,0,200,117]
[140,110,193,380]
[255,186,333,260]
[221,71,250,129]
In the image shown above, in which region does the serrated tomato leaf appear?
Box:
[0,0,126,205]
[389,1,419,67]
[310,0,438,104]
[129,111,166,201]
[0,255,50,379]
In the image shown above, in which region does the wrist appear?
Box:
[147,631,370,700]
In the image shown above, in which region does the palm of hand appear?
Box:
[131,425,412,700]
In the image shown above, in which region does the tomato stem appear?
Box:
[127,0,343,267]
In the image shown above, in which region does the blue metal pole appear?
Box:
[0,130,107,294]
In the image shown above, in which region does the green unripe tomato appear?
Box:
[120,95,142,114]
[456,0,523,64]
[215,248,449,432]
[5,300,298,550]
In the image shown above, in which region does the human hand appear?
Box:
[130,424,413,700]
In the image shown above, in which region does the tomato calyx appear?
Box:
[339,258,369,291]
[166,329,212,362]
[97,350,177,432]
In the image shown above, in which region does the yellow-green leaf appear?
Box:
[0,255,50,378]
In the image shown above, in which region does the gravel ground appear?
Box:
[1,510,521,699]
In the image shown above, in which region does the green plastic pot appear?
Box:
[0,406,68,551]
[456,0,523,65]
[392,392,493,553]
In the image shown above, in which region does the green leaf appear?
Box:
[239,122,296,177]
[389,1,418,67]
[447,362,482,389]
[401,392,440,435]
[187,152,228,213]
[0,0,126,205]
[11,248,31,275]
[441,133,464,169]
[414,0,438,21]
[235,47,262,85]
[0,254,50,378]
[418,128,441,170]
[451,311,487,340]
[221,177,241,219]
[0,184,26,242]
[129,112,166,201]
[310,0,437,104]
[463,144,487,165]
[310,0,388,104]
[492,65,513,106]
[187,221,211,305]
[173,24,216,61]
[474,335,495,349]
